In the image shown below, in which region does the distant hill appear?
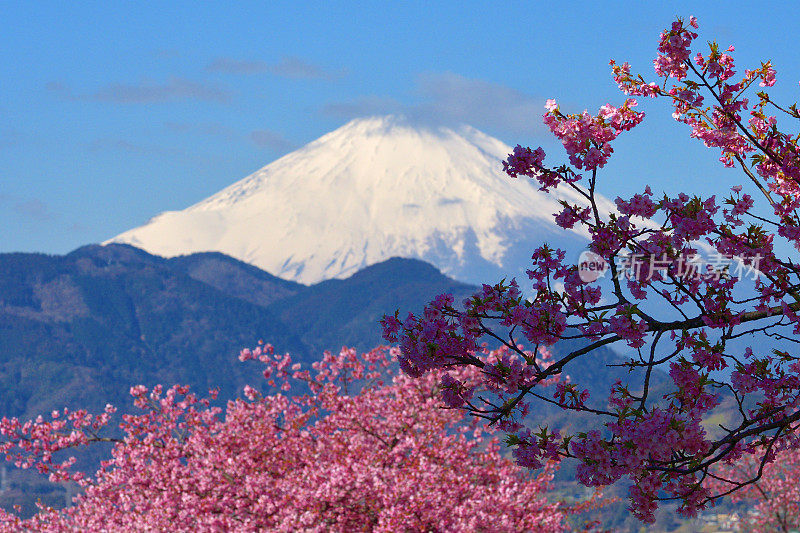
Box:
[168,251,305,307]
[264,256,479,355]
[0,243,478,420]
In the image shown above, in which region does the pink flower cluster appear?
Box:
[381,293,481,378]
[0,346,601,532]
[668,361,720,414]
[663,193,719,241]
[542,98,644,171]
[615,186,658,218]
[710,447,800,531]
[607,306,648,348]
[554,203,592,229]
[653,18,698,80]
[502,144,574,192]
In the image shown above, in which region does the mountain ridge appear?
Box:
[0,244,475,419]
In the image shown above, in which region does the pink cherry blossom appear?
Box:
[0,346,603,531]
[384,15,800,523]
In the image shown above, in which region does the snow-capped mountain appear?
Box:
[107,116,608,285]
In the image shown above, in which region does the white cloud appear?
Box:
[206,56,345,80]
[322,72,547,137]
[47,77,231,104]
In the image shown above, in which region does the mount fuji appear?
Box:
[107,116,609,285]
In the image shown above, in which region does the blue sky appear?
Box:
[2,1,799,254]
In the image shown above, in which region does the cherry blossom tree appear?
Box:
[0,344,598,532]
[383,15,800,523]
[711,446,800,532]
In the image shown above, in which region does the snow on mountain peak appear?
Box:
[106,116,602,285]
